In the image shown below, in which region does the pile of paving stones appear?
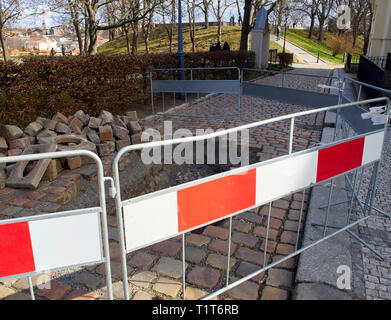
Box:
[0,110,144,190]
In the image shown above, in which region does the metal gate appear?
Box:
[150,67,242,120]
[0,150,114,300]
[241,68,340,108]
[113,96,390,300]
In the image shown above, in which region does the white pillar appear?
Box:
[251,29,270,68]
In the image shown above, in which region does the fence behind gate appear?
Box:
[150,67,242,120]
[113,96,390,300]
[0,150,114,300]
[242,68,340,108]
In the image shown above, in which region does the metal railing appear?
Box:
[0,150,115,300]
[113,96,390,300]
[268,49,278,64]
[366,55,388,70]
[150,67,242,121]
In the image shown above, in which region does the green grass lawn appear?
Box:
[98,25,284,55]
[277,28,363,64]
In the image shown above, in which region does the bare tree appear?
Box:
[160,0,175,52]
[186,0,196,51]
[360,0,372,54]
[0,0,23,61]
[292,0,319,39]
[197,0,211,28]
[315,0,334,42]
[211,0,234,43]
[80,0,162,55]
[141,0,155,53]
[239,0,278,51]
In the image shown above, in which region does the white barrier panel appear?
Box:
[0,150,113,300]
[122,130,384,251]
[0,210,103,279]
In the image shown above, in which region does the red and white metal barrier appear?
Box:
[113,97,390,300]
[122,131,384,252]
[0,150,113,300]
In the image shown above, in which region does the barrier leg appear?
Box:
[182,234,186,300]
[295,189,306,251]
[323,179,335,237]
[263,202,272,267]
[226,216,233,286]
[28,276,35,300]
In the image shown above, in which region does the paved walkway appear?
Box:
[271,34,328,66]
[1,67,336,300]
[270,34,344,70]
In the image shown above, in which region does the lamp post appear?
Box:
[177,0,185,82]
[282,6,289,54]
[343,29,349,63]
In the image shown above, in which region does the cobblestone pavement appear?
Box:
[350,126,391,300]
[0,68,333,300]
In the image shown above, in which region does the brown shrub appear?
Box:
[0,51,254,127]
[327,34,350,57]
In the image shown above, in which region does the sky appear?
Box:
[15,6,59,28]
[13,2,242,28]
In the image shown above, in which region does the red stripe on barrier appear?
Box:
[177,169,256,232]
[0,222,36,278]
[316,137,365,183]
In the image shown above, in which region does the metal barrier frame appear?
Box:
[241,68,341,109]
[318,76,391,239]
[113,96,390,300]
[150,67,242,121]
[150,67,343,123]
[0,150,114,300]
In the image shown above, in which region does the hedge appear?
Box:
[0,51,255,127]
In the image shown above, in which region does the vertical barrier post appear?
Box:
[150,71,155,114]
[226,217,233,286]
[288,117,295,154]
[295,189,306,251]
[182,234,186,300]
[113,158,130,300]
[357,84,362,103]
[28,277,35,300]
[263,202,272,267]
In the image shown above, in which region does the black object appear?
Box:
[223,42,230,51]
[215,41,222,51]
[386,52,391,71]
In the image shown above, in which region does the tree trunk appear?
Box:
[67,0,83,55]
[83,10,89,54]
[124,25,131,55]
[0,27,10,62]
[239,0,252,51]
[204,7,209,29]
[217,19,222,43]
[308,16,315,39]
[235,0,242,25]
[88,20,98,55]
[363,12,372,55]
[318,20,325,42]
[131,23,138,55]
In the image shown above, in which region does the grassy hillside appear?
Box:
[98,25,284,55]
[279,28,364,64]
